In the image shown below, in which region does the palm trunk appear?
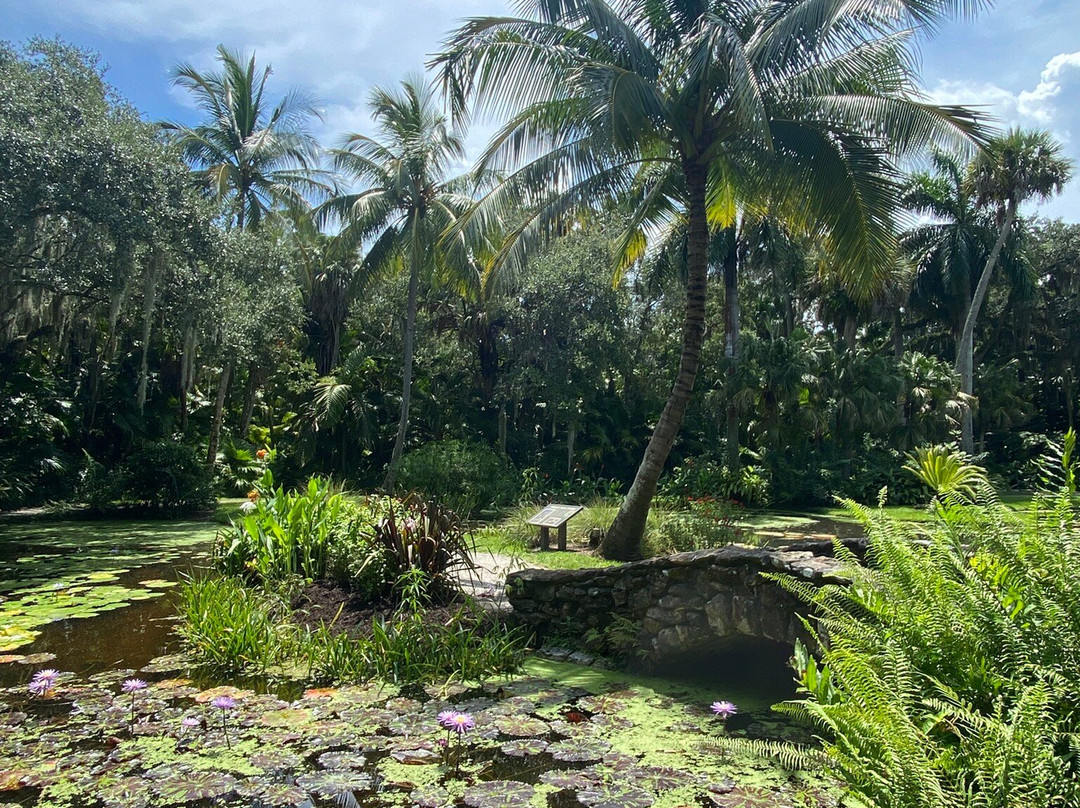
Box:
[603,160,710,560]
[382,224,422,490]
[956,200,1015,454]
[723,230,740,470]
[207,359,233,467]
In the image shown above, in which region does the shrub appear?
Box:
[373,492,474,599]
[82,441,215,513]
[731,433,1080,808]
[658,455,770,508]
[648,496,743,555]
[397,439,516,516]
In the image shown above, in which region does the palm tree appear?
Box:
[317,75,475,488]
[434,0,984,559]
[957,129,1072,452]
[164,45,325,230]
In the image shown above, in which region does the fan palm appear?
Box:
[435,0,986,559]
[317,75,477,488]
[164,45,325,230]
[956,129,1073,451]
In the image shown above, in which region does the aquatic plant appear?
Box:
[28,668,58,697]
[211,694,237,748]
[122,678,148,725]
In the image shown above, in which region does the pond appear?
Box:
[0,518,835,808]
[0,518,217,682]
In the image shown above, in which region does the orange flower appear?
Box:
[246,490,259,502]
[256,449,268,460]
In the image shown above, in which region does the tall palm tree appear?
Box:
[317,75,475,488]
[164,45,325,230]
[434,0,985,559]
[957,129,1072,452]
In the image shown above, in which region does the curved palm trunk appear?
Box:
[382,225,422,490]
[723,232,740,470]
[603,162,710,561]
[956,200,1016,454]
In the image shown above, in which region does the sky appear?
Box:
[3,0,1080,221]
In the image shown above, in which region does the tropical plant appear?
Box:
[956,129,1073,452]
[435,0,985,559]
[727,436,1080,807]
[214,472,350,581]
[904,444,990,502]
[317,75,475,488]
[163,45,325,230]
[373,492,475,598]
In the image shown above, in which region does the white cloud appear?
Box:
[926,51,1080,220]
[1017,51,1080,127]
[48,0,508,150]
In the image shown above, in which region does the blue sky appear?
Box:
[4,0,1079,221]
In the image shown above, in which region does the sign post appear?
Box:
[526,504,584,551]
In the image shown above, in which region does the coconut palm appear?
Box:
[956,129,1073,452]
[164,45,325,230]
[317,75,476,488]
[434,0,985,559]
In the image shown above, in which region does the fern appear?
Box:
[731,436,1080,808]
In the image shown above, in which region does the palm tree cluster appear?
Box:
[1,8,1074,560]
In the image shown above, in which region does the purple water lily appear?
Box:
[122,678,149,726]
[444,712,475,735]
[711,700,738,720]
[212,696,237,747]
[29,669,59,697]
[122,678,148,694]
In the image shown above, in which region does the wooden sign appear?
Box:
[526,504,584,551]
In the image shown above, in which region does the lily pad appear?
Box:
[577,784,654,808]
[540,770,600,791]
[153,771,238,804]
[500,738,550,757]
[462,780,535,808]
[549,738,611,762]
[295,770,373,797]
[139,579,177,589]
[317,751,367,770]
[494,715,550,737]
[237,782,310,806]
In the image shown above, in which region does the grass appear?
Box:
[177,573,527,685]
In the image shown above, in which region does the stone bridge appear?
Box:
[506,545,849,669]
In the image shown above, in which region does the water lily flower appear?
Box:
[181,716,201,730]
[711,701,738,719]
[444,711,475,735]
[30,669,59,695]
[212,696,237,748]
[437,710,457,726]
[122,679,148,694]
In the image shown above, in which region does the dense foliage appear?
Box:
[742,439,1080,807]
[0,32,1076,540]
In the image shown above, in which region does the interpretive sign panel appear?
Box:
[526,504,584,551]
